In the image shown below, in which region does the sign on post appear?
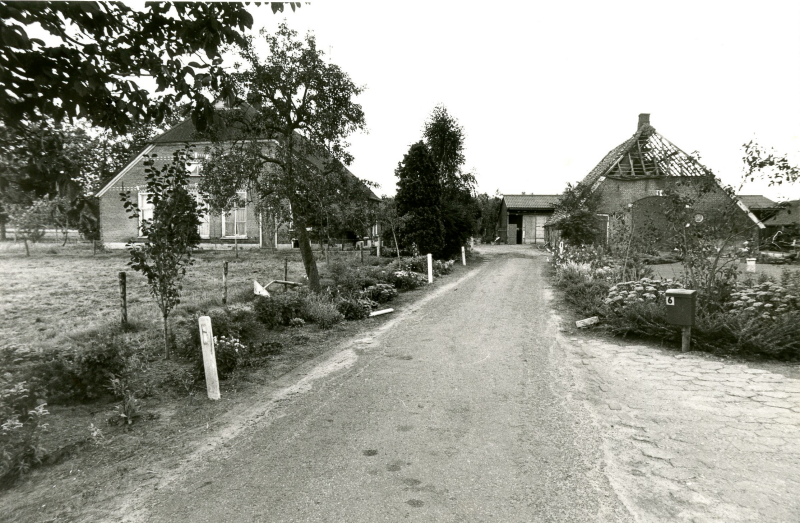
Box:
[427,253,433,284]
[198,316,220,400]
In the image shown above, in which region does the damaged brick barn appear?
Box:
[544,113,765,250]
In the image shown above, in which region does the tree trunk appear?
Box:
[0,218,5,241]
[23,238,29,256]
[163,313,171,360]
[391,225,401,258]
[295,217,320,292]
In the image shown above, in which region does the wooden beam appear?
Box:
[636,138,648,175]
[628,152,637,176]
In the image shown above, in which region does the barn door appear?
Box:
[522,215,537,244]
[534,215,545,244]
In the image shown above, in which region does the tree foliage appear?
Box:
[0,2,301,134]
[395,141,445,256]
[395,105,476,258]
[474,191,502,242]
[201,23,368,291]
[742,140,799,188]
[552,182,603,245]
[121,146,203,359]
[0,115,183,240]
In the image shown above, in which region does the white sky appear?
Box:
[245,1,800,201]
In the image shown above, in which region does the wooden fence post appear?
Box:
[461,246,466,266]
[118,271,127,326]
[681,326,692,353]
[198,316,220,400]
[360,242,364,264]
[284,258,288,292]
[222,261,228,306]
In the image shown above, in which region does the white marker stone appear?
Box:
[198,316,221,400]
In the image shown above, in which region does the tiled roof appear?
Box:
[503,194,560,210]
[736,195,777,210]
[151,119,200,143]
[100,113,379,201]
[763,200,799,226]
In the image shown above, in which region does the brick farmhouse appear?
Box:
[96,118,378,250]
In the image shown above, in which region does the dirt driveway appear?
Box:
[100,245,799,522]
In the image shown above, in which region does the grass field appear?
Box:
[0,242,377,351]
[647,258,799,282]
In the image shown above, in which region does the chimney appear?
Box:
[638,113,650,129]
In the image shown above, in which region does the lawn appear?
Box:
[646,257,799,282]
[0,242,316,351]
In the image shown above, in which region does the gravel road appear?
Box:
[134,246,632,522]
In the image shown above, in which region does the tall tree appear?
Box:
[200,23,368,291]
[422,105,476,257]
[395,141,445,257]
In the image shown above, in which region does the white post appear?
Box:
[427,253,433,284]
[461,246,466,266]
[376,239,381,259]
[198,316,220,400]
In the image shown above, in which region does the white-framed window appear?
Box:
[222,190,247,238]
[186,151,207,176]
[138,192,154,237]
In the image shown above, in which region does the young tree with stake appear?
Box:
[121,146,203,359]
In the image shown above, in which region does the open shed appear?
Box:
[498,194,560,244]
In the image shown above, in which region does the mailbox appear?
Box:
[665,289,696,326]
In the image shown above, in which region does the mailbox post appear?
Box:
[665,289,697,352]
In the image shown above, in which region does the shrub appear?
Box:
[1,380,49,488]
[361,283,398,303]
[253,292,308,329]
[303,294,344,329]
[33,333,129,404]
[386,270,426,291]
[337,298,372,321]
[433,259,455,276]
[563,279,611,318]
[326,258,379,293]
[210,336,246,379]
[709,311,800,359]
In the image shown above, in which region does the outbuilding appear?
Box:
[498,194,560,244]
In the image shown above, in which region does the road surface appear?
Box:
[135,246,631,522]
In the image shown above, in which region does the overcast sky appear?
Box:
[243,1,800,201]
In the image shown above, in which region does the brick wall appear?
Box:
[596,176,736,215]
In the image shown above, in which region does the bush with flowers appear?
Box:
[603,278,684,308]
[726,280,800,320]
[210,335,246,379]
